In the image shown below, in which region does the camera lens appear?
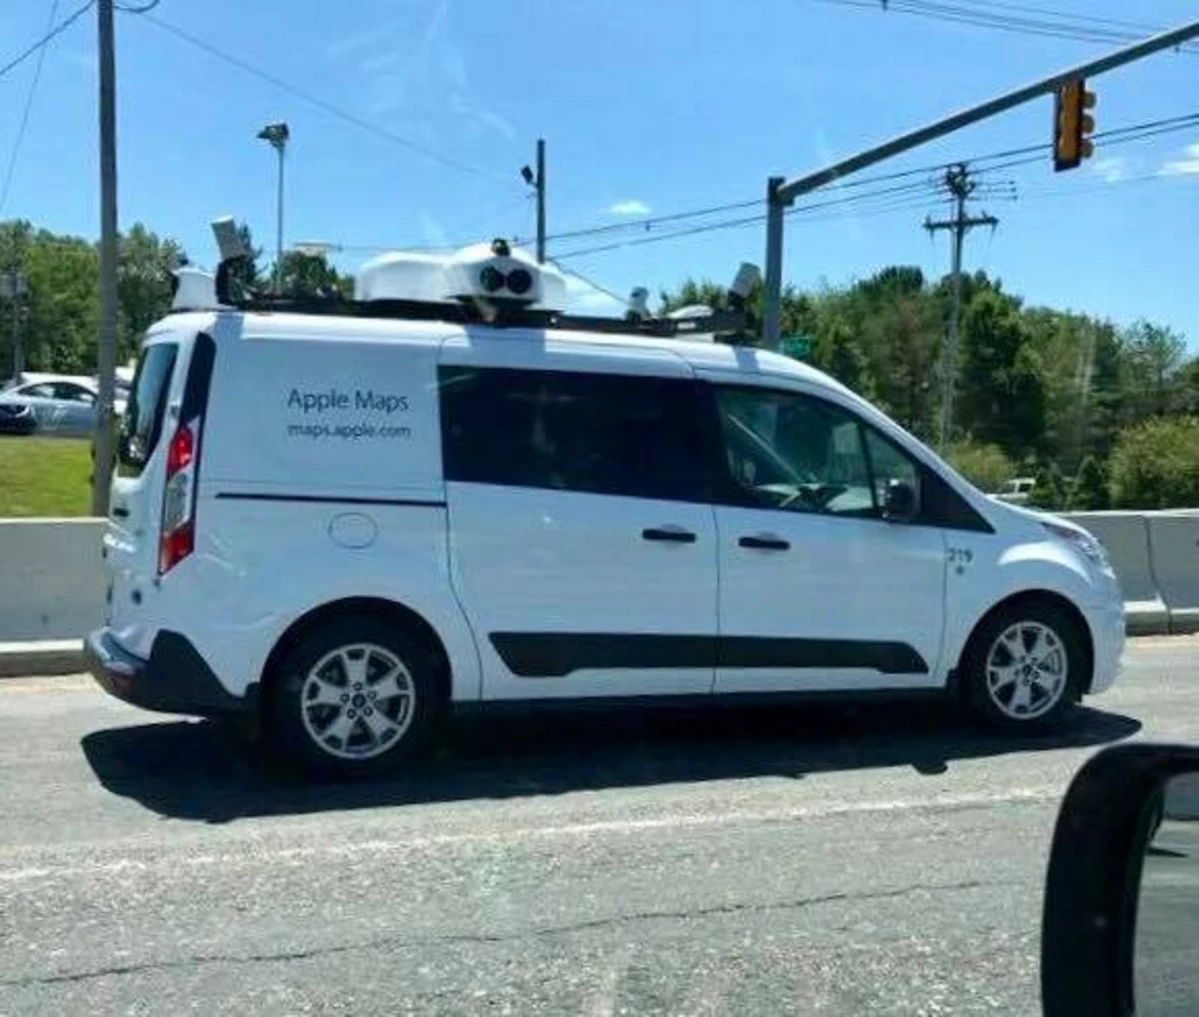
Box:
[507,268,532,295]
[480,266,504,293]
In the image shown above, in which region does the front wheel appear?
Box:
[267,616,443,778]
[962,600,1084,732]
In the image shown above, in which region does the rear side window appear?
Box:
[118,343,177,477]
[439,366,710,502]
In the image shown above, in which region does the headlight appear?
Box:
[1043,520,1111,571]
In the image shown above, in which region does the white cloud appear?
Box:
[1091,156,1125,183]
[608,199,652,217]
[1158,142,1199,177]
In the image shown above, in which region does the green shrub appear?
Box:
[1068,455,1109,511]
[1109,416,1199,509]
[1027,462,1067,510]
[946,440,1015,493]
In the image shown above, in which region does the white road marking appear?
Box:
[0,786,1061,884]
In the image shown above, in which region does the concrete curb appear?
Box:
[0,640,85,678]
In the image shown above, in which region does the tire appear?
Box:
[267,615,445,779]
[961,598,1085,733]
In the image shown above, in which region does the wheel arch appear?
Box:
[260,596,453,711]
[955,589,1095,697]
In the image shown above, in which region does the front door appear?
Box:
[706,380,947,694]
[440,339,719,701]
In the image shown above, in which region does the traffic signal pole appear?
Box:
[760,18,1199,350]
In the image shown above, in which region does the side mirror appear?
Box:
[883,479,917,523]
[1041,743,1199,1016]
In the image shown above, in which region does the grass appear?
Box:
[0,436,93,517]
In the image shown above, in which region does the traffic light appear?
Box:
[1054,79,1096,172]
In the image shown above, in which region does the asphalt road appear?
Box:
[1,638,1197,1016]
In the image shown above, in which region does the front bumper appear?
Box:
[85,627,249,716]
[1086,599,1126,696]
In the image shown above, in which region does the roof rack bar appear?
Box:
[225,293,753,339]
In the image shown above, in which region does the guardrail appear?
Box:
[1064,511,1197,636]
[0,509,1194,675]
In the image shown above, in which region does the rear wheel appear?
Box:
[267,616,443,778]
[962,600,1084,732]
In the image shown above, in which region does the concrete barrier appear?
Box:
[1065,512,1169,635]
[0,518,106,641]
[1146,513,1199,634]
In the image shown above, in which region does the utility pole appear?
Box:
[924,164,997,451]
[521,140,547,262]
[92,0,119,516]
[535,138,546,263]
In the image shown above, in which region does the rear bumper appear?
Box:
[1086,599,1126,696]
[85,627,250,716]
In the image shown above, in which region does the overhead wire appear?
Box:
[136,11,516,186]
[809,0,1199,52]
[1,0,63,216]
[0,0,93,83]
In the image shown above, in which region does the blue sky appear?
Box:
[2,0,1197,344]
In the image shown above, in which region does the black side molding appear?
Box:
[489,633,928,679]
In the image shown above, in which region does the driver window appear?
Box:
[714,386,874,517]
[862,427,920,507]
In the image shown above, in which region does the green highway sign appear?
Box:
[780,334,812,358]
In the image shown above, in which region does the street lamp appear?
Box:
[256,121,289,293]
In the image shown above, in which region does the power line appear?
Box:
[0,0,93,83]
[811,0,1199,52]
[1,0,63,216]
[137,12,515,186]
[553,187,946,260]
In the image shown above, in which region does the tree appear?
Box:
[1119,320,1186,424]
[274,250,353,299]
[1109,416,1199,509]
[956,289,1045,456]
[811,316,872,398]
[1068,455,1109,511]
[947,440,1014,493]
[1027,462,1066,510]
[118,223,187,358]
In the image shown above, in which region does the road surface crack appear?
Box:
[0,876,1021,987]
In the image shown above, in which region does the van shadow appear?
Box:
[81,702,1141,824]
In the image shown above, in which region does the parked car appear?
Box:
[0,401,37,435]
[0,374,100,437]
[994,476,1036,504]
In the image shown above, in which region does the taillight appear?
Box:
[159,418,199,575]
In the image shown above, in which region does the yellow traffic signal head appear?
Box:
[1054,80,1096,172]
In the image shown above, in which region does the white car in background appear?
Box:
[994,477,1036,505]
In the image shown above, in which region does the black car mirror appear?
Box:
[1041,743,1199,1017]
[883,479,918,523]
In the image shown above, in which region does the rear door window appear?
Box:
[119,343,177,477]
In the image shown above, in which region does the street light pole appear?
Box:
[257,122,289,292]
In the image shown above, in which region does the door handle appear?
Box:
[642,527,697,544]
[111,505,129,519]
[739,534,790,551]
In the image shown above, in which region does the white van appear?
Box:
[85,240,1125,777]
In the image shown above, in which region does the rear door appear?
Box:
[440,338,720,701]
[104,336,189,653]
